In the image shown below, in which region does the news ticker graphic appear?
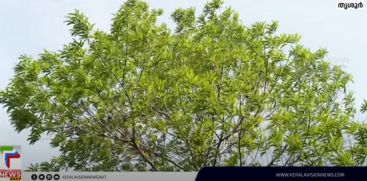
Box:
[22,172,197,181]
[22,167,367,181]
[0,146,21,181]
[196,167,367,181]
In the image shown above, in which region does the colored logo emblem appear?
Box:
[0,146,21,181]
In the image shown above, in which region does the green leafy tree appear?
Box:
[1,0,367,171]
[25,157,62,172]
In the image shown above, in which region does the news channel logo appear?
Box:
[0,146,21,181]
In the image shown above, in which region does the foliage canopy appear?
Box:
[2,0,367,171]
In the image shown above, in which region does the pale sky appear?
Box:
[1,0,367,169]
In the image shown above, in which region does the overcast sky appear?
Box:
[1,0,367,169]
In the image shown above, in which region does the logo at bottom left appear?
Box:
[0,146,21,181]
